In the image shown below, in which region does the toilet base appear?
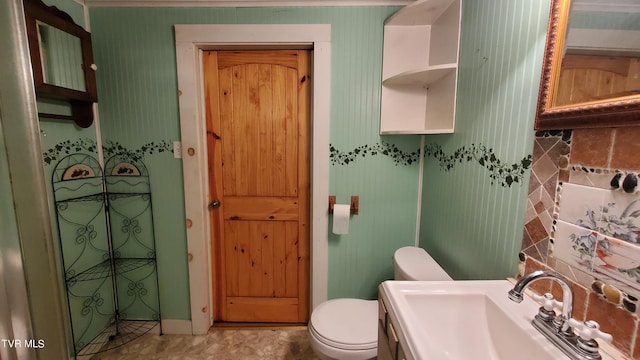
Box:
[308,325,376,360]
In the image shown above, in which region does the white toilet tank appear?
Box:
[393,246,452,281]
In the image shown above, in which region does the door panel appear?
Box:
[218,57,299,197]
[204,50,310,323]
[224,220,298,297]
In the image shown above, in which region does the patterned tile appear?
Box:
[520,132,570,258]
[550,280,588,321]
[552,220,596,273]
[536,136,560,153]
[570,128,614,168]
[536,238,549,263]
[555,180,640,300]
[556,183,607,228]
[524,199,537,224]
[593,236,640,296]
[528,174,541,195]
[522,257,554,296]
[542,175,558,204]
[635,324,640,360]
[529,186,542,206]
[568,168,615,189]
[522,128,640,359]
[524,217,548,244]
[532,154,558,185]
[602,190,640,243]
[586,292,635,355]
[521,229,534,250]
[548,139,570,168]
[540,185,556,212]
[523,241,547,263]
[548,256,594,290]
[532,140,545,163]
[557,183,640,242]
[539,210,554,238]
[611,127,640,170]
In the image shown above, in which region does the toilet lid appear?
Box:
[310,298,378,350]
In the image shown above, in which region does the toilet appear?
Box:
[308,246,452,360]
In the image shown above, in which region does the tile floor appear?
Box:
[90,326,321,360]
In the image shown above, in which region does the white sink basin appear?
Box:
[379,280,567,360]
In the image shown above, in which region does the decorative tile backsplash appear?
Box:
[552,219,597,271]
[521,130,571,263]
[554,182,640,297]
[520,127,640,358]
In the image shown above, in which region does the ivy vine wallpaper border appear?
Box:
[42,139,174,166]
[44,139,532,188]
[330,142,532,188]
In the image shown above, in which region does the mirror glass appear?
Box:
[37,21,86,92]
[535,0,640,130]
[554,1,640,107]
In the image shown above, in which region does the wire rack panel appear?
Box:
[52,154,162,357]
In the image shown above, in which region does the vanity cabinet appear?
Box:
[380,0,461,134]
[378,296,407,360]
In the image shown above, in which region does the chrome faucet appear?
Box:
[509,270,612,360]
[508,270,573,334]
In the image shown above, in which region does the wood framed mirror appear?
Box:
[535,0,640,130]
[24,0,97,128]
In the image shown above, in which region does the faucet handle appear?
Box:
[568,319,613,343]
[568,319,613,355]
[531,292,563,311]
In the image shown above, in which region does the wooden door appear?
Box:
[204,50,310,323]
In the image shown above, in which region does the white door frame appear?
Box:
[175,24,331,334]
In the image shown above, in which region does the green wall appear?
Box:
[88,0,555,321]
[419,0,550,279]
[89,5,421,318]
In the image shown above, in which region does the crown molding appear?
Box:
[86,0,412,7]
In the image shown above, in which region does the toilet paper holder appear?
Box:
[328,195,359,215]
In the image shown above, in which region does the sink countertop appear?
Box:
[379,280,624,360]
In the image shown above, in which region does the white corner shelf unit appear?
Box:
[380,0,461,134]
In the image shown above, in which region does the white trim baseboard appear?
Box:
[161,319,193,335]
[175,24,331,335]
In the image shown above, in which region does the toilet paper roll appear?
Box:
[332,204,351,235]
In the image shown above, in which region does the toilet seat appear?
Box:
[309,298,378,351]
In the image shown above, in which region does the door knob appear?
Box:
[208,199,221,209]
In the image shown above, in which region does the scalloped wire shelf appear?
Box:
[54,192,105,204]
[52,153,162,358]
[66,258,156,283]
[75,320,159,356]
